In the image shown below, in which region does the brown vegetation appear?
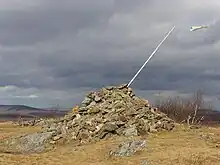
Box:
[154,90,215,125]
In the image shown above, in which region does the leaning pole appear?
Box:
[127,25,176,87]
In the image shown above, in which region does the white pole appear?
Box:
[127,25,176,87]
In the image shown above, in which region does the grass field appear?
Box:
[1,122,220,165]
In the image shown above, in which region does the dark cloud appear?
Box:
[0,0,220,108]
[0,0,114,46]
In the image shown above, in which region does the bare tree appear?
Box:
[155,90,208,126]
[191,90,204,124]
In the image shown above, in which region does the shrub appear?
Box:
[154,90,213,125]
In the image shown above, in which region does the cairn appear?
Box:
[39,84,175,145]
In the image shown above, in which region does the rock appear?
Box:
[81,97,92,106]
[95,124,104,133]
[102,122,118,132]
[49,141,56,144]
[16,84,175,146]
[71,132,77,140]
[140,160,148,165]
[47,123,57,132]
[106,86,114,90]
[94,95,102,102]
[149,128,157,133]
[123,126,138,136]
[89,101,96,107]
[79,106,87,112]
[53,136,61,141]
[118,84,128,89]
[88,107,100,114]
[1,132,53,154]
[109,140,146,157]
[162,121,175,131]
[77,130,90,140]
[61,125,68,135]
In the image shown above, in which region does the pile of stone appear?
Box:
[15,118,56,127]
[40,84,175,145]
[14,118,41,127]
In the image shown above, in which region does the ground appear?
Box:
[1,122,220,165]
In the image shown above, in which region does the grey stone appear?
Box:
[61,125,68,135]
[88,107,100,114]
[118,84,128,89]
[2,132,53,154]
[81,97,92,105]
[49,141,56,144]
[102,123,118,132]
[140,160,148,165]
[106,86,114,90]
[94,95,101,102]
[79,106,87,112]
[123,126,138,136]
[47,123,57,132]
[89,101,96,106]
[53,136,61,141]
[109,140,146,157]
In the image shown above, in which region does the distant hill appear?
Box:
[197,109,220,125]
[1,105,219,124]
[0,105,69,121]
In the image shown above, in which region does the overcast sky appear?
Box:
[0,0,220,109]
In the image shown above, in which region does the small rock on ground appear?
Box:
[0,132,53,154]
[109,140,146,157]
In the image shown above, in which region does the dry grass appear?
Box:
[1,123,220,165]
[0,122,41,140]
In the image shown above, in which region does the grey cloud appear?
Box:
[0,0,220,108]
[0,10,59,46]
[0,0,114,46]
[0,84,95,108]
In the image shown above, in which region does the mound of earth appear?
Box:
[41,84,175,145]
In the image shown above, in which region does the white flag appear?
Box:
[190,25,209,32]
